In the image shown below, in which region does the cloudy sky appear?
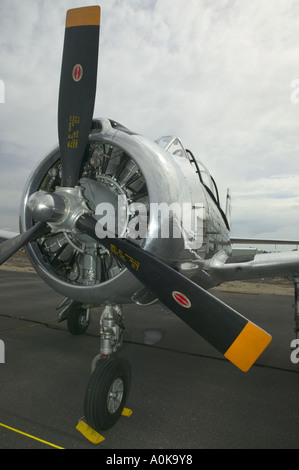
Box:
[0,0,299,245]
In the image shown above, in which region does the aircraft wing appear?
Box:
[231,237,299,246]
[207,250,299,285]
[0,229,19,242]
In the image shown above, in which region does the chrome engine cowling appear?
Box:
[20,118,208,305]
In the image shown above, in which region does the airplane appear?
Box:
[0,5,298,434]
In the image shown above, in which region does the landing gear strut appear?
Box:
[84,304,131,432]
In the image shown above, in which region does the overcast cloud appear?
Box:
[0,0,298,244]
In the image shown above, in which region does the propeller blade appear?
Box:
[0,222,48,265]
[58,6,100,187]
[76,215,272,372]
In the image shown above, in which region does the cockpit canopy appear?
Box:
[156,135,220,206]
[155,136,188,159]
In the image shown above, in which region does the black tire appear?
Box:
[84,358,132,431]
[67,304,90,335]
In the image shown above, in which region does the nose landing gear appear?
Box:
[58,300,132,433]
[83,304,131,432]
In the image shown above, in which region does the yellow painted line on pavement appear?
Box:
[0,318,58,334]
[0,422,65,449]
[0,322,37,333]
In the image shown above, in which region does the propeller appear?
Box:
[0,6,272,371]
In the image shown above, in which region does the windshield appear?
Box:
[156,135,220,205]
[155,136,188,159]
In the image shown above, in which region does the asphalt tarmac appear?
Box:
[0,270,298,449]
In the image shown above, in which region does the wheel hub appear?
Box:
[107,377,124,414]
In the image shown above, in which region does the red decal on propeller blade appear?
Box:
[172,291,191,308]
[72,64,83,82]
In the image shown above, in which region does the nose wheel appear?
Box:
[67,304,90,335]
[84,358,132,431]
[57,299,91,335]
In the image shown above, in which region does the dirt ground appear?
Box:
[0,250,294,296]
[211,278,294,296]
[0,250,36,273]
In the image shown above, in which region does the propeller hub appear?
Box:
[27,187,93,234]
[27,191,67,223]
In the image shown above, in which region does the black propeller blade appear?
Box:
[0,7,101,265]
[58,6,100,187]
[76,215,272,372]
[0,222,48,265]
